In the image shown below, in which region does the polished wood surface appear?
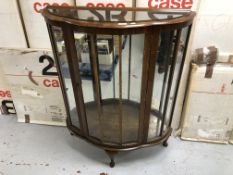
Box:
[43,6,195,167]
[43,6,195,30]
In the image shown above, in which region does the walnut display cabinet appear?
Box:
[42,6,195,167]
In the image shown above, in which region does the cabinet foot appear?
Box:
[163,140,168,147]
[105,150,118,168]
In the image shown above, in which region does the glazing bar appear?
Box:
[88,35,102,103]
[112,35,116,98]
[157,31,175,137]
[132,0,137,20]
[47,24,74,129]
[168,25,192,127]
[159,29,182,136]
[128,35,132,100]
[88,34,103,139]
[62,25,89,136]
[159,31,175,113]
[118,35,123,145]
[138,28,161,143]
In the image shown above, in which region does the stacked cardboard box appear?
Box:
[230,134,233,144]
[0,66,15,115]
[18,0,74,48]
[75,0,133,7]
[181,47,233,144]
[0,48,66,126]
[0,0,205,131]
[0,0,27,48]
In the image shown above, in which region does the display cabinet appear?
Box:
[42,6,195,167]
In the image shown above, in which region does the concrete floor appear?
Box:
[0,115,233,175]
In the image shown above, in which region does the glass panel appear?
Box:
[149,26,190,138]
[100,34,144,144]
[129,34,144,102]
[47,6,191,23]
[94,35,122,143]
[148,30,175,141]
[51,26,80,128]
[122,34,144,144]
[97,35,115,99]
[76,33,144,144]
[163,26,190,128]
[74,32,101,140]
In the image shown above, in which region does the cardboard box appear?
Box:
[0,48,66,126]
[230,133,233,144]
[0,0,27,48]
[136,0,200,10]
[229,131,233,144]
[75,0,133,7]
[18,0,74,48]
[0,66,16,115]
[75,0,134,24]
[76,0,199,10]
[181,56,233,143]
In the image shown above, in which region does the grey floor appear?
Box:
[0,115,233,175]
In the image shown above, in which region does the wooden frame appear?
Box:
[43,6,195,167]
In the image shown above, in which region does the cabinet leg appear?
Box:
[163,140,168,147]
[105,150,118,168]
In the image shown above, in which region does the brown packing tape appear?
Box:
[228,55,233,63]
[205,64,214,78]
[195,48,204,64]
[205,46,218,79]
[207,46,218,64]
[25,114,30,123]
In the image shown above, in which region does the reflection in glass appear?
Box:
[148,30,176,141]
[163,26,190,127]
[50,25,190,144]
[51,26,80,128]
[47,6,190,23]
[74,33,144,144]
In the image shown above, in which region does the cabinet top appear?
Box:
[43,6,195,29]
